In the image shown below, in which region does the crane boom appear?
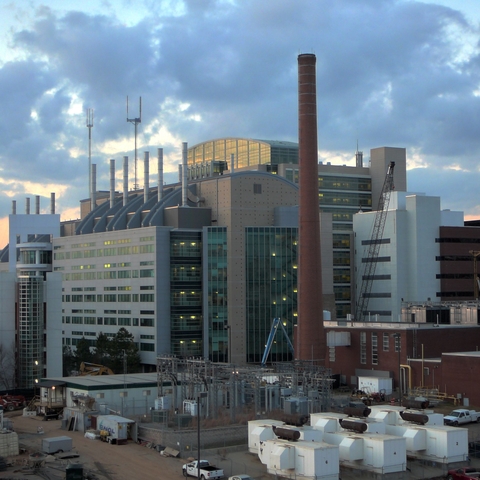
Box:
[355,161,395,321]
[261,318,294,366]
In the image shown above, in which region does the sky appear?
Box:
[0,0,479,247]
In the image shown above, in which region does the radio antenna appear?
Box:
[127,96,142,190]
[86,108,94,200]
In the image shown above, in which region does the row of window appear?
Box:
[63,316,154,327]
[54,244,154,259]
[65,337,154,351]
[358,332,400,365]
[59,269,154,280]
[63,294,154,302]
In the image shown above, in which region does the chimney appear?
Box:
[110,159,115,209]
[123,156,128,207]
[144,151,149,204]
[91,164,97,210]
[50,193,55,214]
[35,195,40,214]
[12,200,16,215]
[158,148,163,202]
[26,197,30,215]
[297,53,325,363]
[182,142,188,207]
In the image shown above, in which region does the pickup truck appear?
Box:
[444,409,480,426]
[447,466,480,479]
[182,460,224,479]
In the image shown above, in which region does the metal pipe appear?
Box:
[26,197,30,215]
[50,193,55,214]
[123,156,128,207]
[110,159,115,208]
[182,142,188,207]
[144,151,149,204]
[158,148,163,202]
[35,195,40,214]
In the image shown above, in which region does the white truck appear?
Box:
[444,409,480,426]
[182,460,224,479]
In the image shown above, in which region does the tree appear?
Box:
[93,332,111,366]
[74,337,93,369]
[62,345,76,376]
[109,328,141,374]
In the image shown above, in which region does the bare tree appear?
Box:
[0,341,16,391]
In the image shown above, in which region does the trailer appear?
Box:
[96,415,136,445]
[42,436,73,454]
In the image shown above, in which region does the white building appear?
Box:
[0,197,62,388]
[353,192,464,322]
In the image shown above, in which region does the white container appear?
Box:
[97,415,133,441]
[155,396,171,410]
[358,376,392,395]
[248,420,283,454]
[42,436,72,454]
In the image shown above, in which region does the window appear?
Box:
[394,334,401,352]
[372,332,378,365]
[360,332,366,364]
[140,269,154,278]
[104,317,117,326]
[140,318,154,327]
[118,294,131,302]
[139,245,154,254]
[140,343,155,351]
[118,318,131,326]
[383,333,389,352]
[104,294,117,302]
[140,293,154,302]
[118,270,131,279]
[72,295,83,302]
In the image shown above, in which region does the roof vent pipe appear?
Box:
[35,195,40,214]
[50,193,55,214]
[12,200,16,215]
[158,148,163,202]
[123,156,128,207]
[144,151,149,204]
[110,159,115,209]
[26,197,30,215]
[182,142,188,207]
[91,164,97,210]
[231,153,234,174]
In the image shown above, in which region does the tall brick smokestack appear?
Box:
[297,53,325,362]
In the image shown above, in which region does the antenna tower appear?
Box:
[86,109,94,199]
[127,96,142,190]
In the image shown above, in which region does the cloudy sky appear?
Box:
[0,0,479,247]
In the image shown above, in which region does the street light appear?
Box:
[224,325,231,363]
[392,333,402,403]
[197,391,208,480]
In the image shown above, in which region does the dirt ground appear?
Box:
[1,411,270,480]
[1,411,190,480]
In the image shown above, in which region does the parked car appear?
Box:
[182,460,224,479]
[447,466,480,480]
[444,409,480,426]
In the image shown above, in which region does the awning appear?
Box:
[37,380,66,388]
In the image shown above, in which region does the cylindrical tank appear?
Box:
[344,406,371,418]
[339,419,368,433]
[272,426,300,441]
[402,398,429,410]
[400,411,429,425]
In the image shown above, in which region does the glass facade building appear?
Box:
[206,227,228,362]
[245,227,298,363]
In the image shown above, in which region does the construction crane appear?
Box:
[354,161,395,322]
[261,318,294,366]
[78,362,114,376]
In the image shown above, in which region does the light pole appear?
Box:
[224,325,231,363]
[392,333,402,403]
[197,391,208,480]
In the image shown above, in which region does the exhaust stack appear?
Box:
[26,197,30,215]
[91,164,97,210]
[110,159,115,209]
[50,193,55,214]
[35,195,40,214]
[144,151,149,204]
[296,53,325,363]
[123,156,128,207]
[12,200,16,215]
[182,142,188,207]
[158,148,163,202]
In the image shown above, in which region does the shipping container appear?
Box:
[42,436,73,454]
